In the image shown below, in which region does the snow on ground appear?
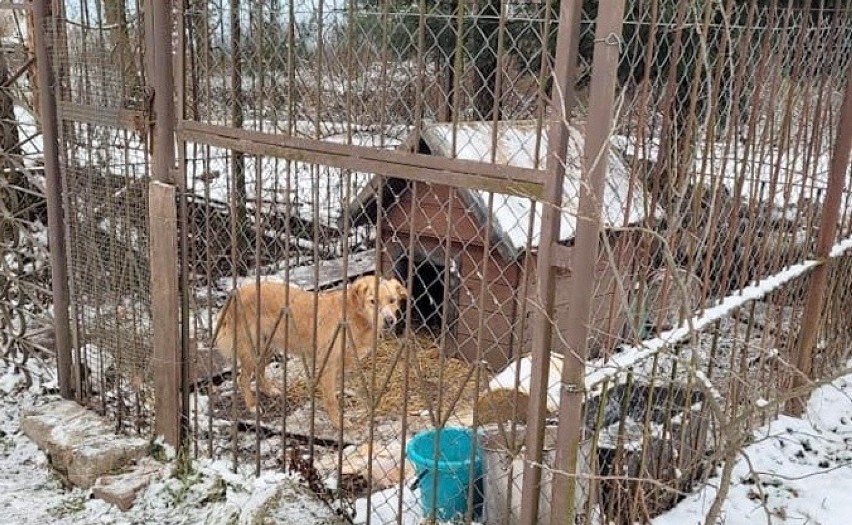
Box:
[5,347,852,525]
[654,370,852,525]
[0,356,344,525]
[353,484,426,525]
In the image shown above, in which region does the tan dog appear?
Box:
[214,275,408,425]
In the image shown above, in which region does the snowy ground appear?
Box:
[0,356,345,525]
[4,351,852,524]
[654,371,852,525]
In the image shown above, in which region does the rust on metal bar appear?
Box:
[519,0,584,523]
[787,63,852,416]
[176,120,546,198]
[174,0,193,459]
[549,0,628,522]
[32,0,73,399]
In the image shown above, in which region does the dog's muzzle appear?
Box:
[380,310,398,328]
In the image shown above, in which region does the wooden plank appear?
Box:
[287,249,377,291]
[177,120,545,199]
[58,101,146,132]
[149,181,181,445]
[454,334,516,369]
[456,311,518,339]
[384,208,487,248]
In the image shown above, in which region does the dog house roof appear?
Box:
[347,120,657,260]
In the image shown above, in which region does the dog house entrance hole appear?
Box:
[394,251,459,332]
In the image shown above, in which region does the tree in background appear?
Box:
[350,0,846,149]
[103,0,142,103]
[353,0,503,121]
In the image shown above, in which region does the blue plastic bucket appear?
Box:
[406,427,484,522]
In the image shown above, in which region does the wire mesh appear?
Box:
[27,0,852,523]
[48,4,154,432]
[552,2,852,523]
[178,0,852,523]
[182,0,562,131]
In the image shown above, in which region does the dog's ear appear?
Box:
[392,279,408,300]
[349,276,374,305]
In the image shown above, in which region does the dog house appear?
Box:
[346,121,659,370]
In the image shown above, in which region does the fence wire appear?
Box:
[45,6,155,432]
[25,0,852,524]
[181,1,852,524]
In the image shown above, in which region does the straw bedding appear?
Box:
[280,332,484,422]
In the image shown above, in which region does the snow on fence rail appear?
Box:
[585,234,852,394]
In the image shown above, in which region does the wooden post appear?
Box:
[149,182,181,444]
[146,0,181,445]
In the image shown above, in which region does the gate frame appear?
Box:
[517,0,585,521]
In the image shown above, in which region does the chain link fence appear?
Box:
[177,0,852,522]
[13,0,852,523]
[549,2,852,524]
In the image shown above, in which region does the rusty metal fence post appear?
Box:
[32,0,73,399]
[146,0,182,446]
[787,63,852,416]
[549,0,627,523]
[519,0,583,523]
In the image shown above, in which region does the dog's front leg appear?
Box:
[257,367,283,397]
[319,352,343,426]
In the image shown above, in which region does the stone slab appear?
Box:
[91,457,164,511]
[21,400,149,488]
